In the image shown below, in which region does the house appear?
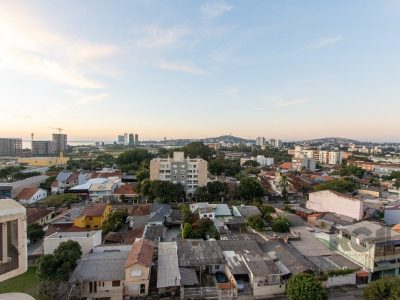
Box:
[148,204,171,225]
[124,239,154,297]
[74,203,112,230]
[44,230,102,255]
[45,207,85,236]
[0,199,27,282]
[70,250,129,300]
[232,205,262,220]
[191,203,231,220]
[113,184,138,202]
[337,221,400,282]
[306,190,364,220]
[177,239,224,275]
[157,242,181,296]
[52,172,86,194]
[26,207,53,226]
[241,253,283,297]
[89,179,121,202]
[15,187,47,205]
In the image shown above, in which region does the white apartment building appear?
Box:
[150,152,207,196]
[0,199,27,282]
[293,146,341,165]
[292,156,316,171]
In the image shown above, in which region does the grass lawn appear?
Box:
[0,267,44,299]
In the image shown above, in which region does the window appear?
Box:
[112,280,120,287]
[131,268,142,276]
[140,284,146,294]
[215,265,219,270]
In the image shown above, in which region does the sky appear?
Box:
[0,0,400,142]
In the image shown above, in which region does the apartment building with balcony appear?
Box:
[150,152,207,196]
[337,221,400,281]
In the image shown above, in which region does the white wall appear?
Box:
[44,231,102,255]
[326,273,356,287]
[307,190,363,220]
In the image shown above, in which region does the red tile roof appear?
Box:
[15,187,40,201]
[66,173,80,182]
[82,203,109,217]
[128,204,152,216]
[26,208,53,225]
[123,228,145,244]
[125,239,154,268]
[280,162,292,170]
[113,184,137,195]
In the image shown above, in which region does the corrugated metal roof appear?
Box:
[157,242,181,288]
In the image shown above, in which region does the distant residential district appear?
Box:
[0,134,400,299]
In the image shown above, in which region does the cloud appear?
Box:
[219,87,241,96]
[0,2,118,89]
[276,98,310,107]
[307,35,343,50]
[201,2,234,19]
[64,90,109,106]
[156,59,207,75]
[133,25,190,49]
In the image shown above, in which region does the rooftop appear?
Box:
[177,239,224,267]
[157,242,181,288]
[81,203,109,217]
[125,238,154,268]
[26,207,53,225]
[341,221,400,243]
[15,187,40,200]
[70,251,129,282]
[0,198,25,217]
[46,230,101,239]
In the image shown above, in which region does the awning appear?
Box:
[356,271,369,277]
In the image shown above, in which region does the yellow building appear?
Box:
[18,156,69,167]
[74,203,112,230]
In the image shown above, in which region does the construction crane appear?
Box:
[49,127,63,134]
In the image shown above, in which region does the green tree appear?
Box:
[179,142,215,160]
[136,168,150,182]
[208,157,242,176]
[286,273,327,300]
[116,149,153,172]
[314,178,358,193]
[363,276,400,300]
[272,216,290,233]
[194,186,209,202]
[278,174,289,204]
[39,175,57,192]
[27,223,45,243]
[182,223,193,238]
[260,205,276,215]
[339,165,365,178]
[237,177,264,201]
[247,215,264,231]
[102,210,127,234]
[242,160,259,168]
[42,193,79,208]
[38,240,82,282]
[180,205,193,225]
[207,181,228,201]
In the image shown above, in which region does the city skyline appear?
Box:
[1,0,400,142]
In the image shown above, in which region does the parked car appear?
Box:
[236,280,245,291]
[215,271,228,283]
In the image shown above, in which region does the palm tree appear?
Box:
[278,174,289,204]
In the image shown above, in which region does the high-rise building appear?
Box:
[128,133,134,146]
[52,134,67,155]
[0,199,27,282]
[117,135,124,144]
[0,138,22,157]
[150,151,207,196]
[134,134,139,145]
[256,136,266,146]
[124,133,128,145]
[32,141,56,156]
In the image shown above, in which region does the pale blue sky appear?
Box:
[0,0,399,141]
